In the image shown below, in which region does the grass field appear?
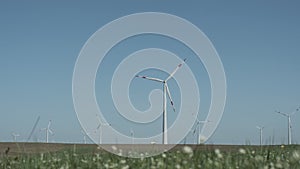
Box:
[0,143,300,169]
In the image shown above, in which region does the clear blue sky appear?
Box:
[0,0,300,144]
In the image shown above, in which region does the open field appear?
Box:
[1,143,300,168]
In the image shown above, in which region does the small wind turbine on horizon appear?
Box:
[11,132,20,142]
[193,119,211,144]
[135,58,187,144]
[276,106,300,145]
[130,128,134,144]
[256,126,264,146]
[41,120,53,143]
[81,130,89,144]
[95,114,110,144]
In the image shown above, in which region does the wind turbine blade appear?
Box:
[165,83,175,112]
[276,111,288,117]
[48,120,52,128]
[96,114,110,128]
[130,128,134,136]
[135,75,164,82]
[196,118,211,124]
[192,128,197,135]
[27,116,40,142]
[291,107,300,115]
[49,129,54,135]
[165,58,187,82]
[81,130,86,135]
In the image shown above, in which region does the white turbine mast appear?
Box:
[95,114,110,144]
[130,128,134,144]
[11,132,20,142]
[276,106,299,145]
[193,119,211,144]
[41,120,53,143]
[135,58,186,144]
[256,126,264,146]
[81,130,90,144]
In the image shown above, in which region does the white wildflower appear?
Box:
[275,163,283,168]
[121,165,129,169]
[214,149,223,158]
[292,151,300,160]
[111,145,117,151]
[81,159,88,163]
[182,146,193,154]
[239,148,246,154]
[215,149,220,154]
[255,155,264,162]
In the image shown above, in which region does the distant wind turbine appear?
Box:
[41,120,53,143]
[193,119,211,144]
[130,128,134,144]
[12,132,20,142]
[81,130,89,144]
[136,58,187,144]
[95,114,110,144]
[256,126,264,146]
[276,106,299,145]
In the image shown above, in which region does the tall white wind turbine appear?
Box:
[276,106,299,145]
[41,120,53,143]
[256,126,264,146]
[136,58,186,144]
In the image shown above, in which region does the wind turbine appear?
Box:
[136,58,186,144]
[276,106,299,145]
[95,114,110,144]
[193,119,211,144]
[130,128,134,144]
[256,126,264,146]
[11,132,20,142]
[81,130,89,144]
[41,120,53,143]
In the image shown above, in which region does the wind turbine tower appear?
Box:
[276,106,299,145]
[256,126,264,146]
[81,130,88,144]
[41,120,53,143]
[136,58,186,144]
[12,132,20,142]
[193,119,210,144]
[130,128,134,144]
[95,114,110,144]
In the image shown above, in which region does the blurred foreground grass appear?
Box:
[0,144,299,169]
